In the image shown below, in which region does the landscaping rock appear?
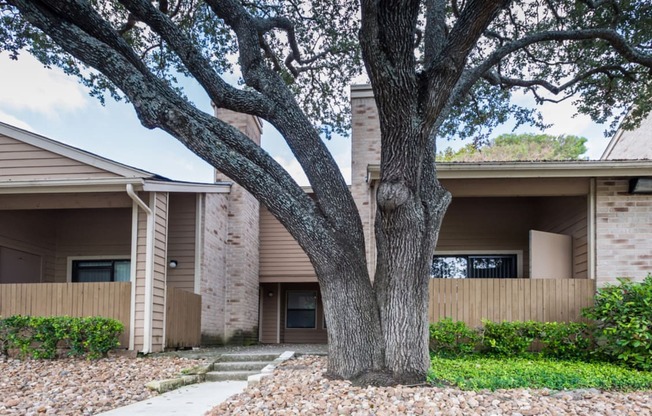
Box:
[0,354,206,415]
[210,355,652,416]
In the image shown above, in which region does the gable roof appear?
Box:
[602,112,652,160]
[0,121,161,180]
[0,121,231,194]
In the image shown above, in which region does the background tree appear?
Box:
[438,133,589,161]
[1,0,650,385]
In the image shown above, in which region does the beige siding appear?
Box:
[151,192,168,352]
[0,134,120,180]
[259,283,279,343]
[53,208,131,282]
[259,207,317,282]
[166,193,196,292]
[535,196,588,279]
[441,178,589,197]
[0,210,56,282]
[438,197,535,277]
[0,193,132,210]
[133,195,148,350]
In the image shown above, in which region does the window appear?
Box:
[286,291,317,328]
[71,260,130,283]
[431,255,517,278]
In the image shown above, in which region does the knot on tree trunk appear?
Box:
[377,181,412,212]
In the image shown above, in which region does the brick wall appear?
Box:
[596,178,652,284]
[198,193,229,344]
[214,108,262,343]
[350,86,381,278]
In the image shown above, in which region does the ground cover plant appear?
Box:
[428,355,652,391]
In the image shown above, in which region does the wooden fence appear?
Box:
[428,278,596,327]
[0,282,131,348]
[165,286,201,348]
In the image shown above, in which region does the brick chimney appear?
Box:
[214,106,263,344]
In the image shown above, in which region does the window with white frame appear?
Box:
[286,291,317,328]
[431,254,517,278]
[71,260,130,283]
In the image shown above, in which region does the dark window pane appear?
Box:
[286,291,317,328]
[72,260,130,283]
[286,310,316,328]
[432,255,517,279]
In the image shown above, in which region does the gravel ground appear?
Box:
[0,354,207,415]
[211,355,652,416]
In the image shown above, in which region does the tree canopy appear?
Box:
[438,133,589,161]
[1,0,650,386]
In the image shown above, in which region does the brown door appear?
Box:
[529,230,572,279]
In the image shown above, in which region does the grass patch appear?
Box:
[428,354,652,391]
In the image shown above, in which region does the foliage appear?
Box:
[583,276,652,371]
[538,322,594,361]
[429,319,594,361]
[0,315,123,359]
[480,320,541,356]
[437,133,588,162]
[429,318,479,357]
[427,355,652,391]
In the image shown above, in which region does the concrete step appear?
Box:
[206,370,260,381]
[212,361,271,372]
[216,353,280,362]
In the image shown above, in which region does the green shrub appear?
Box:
[0,315,123,359]
[538,321,594,361]
[480,320,540,356]
[583,276,652,371]
[429,318,479,356]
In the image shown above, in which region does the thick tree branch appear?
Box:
[203,0,367,254]
[7,0,337,253]
[117,0,275,116]
[423,0,447,65]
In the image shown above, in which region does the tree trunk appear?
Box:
[316,254,387,383]
[374,177,451,384]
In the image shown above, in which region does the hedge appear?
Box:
[0,315,124,359]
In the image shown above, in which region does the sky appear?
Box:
[0,53,613,185]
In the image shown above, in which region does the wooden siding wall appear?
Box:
[165,286,201,348]
[166,194,196,293]
[0,134,118,180]
[259,207,316,282]
[133,199,147,350]
[54,208,131,282]
[259,283,279,343]
[152,192,168,351]
[428,278,595,327]
[535,196,588,279]
[437,198,535,277]
[0,210,56,282]
[0,282,131,348]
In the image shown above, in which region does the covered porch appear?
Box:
[0,185,211,352]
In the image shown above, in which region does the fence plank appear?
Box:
[0,282,131,348]
[165,286,201,348]
[429,279,595,325]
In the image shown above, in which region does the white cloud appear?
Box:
[0,110,34,131]
[0,54,88,117]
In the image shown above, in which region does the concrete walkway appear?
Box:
[96,380,247,416]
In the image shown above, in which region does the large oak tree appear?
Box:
[2,0,651,385]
